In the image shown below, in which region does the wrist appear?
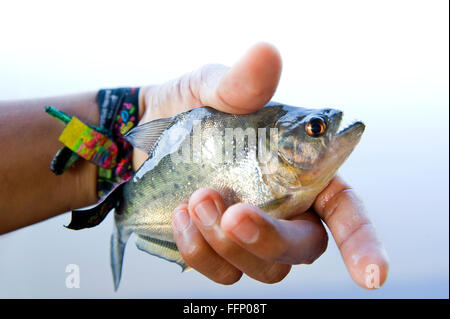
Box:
[138,85,156,123]
[134,86,153,171]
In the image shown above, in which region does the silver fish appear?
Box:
[68,102,365,290]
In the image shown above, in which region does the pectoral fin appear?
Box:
[135,235,188,271]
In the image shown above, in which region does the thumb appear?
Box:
[200,42,282,114]
[140,42,282,122]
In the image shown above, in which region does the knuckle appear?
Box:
[180,243,203,265]
[302,235,328,265]
[260,265,291,284]
[182,72,200,105]
[303,255,318,265]
[323,187,354,222]
[214,269,243,285]
[261,230,291,263]
[199,63,228,79]
[318,230,329,255]
[215,242,237,260]
[249,218,290,263]
[267,245,290,264]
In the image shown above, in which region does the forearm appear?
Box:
[0,92,100,234]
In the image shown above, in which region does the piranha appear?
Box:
[66,102,365,290]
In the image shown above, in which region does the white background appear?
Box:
[0,0,448,298]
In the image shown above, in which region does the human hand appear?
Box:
[133,42,281,169]
[134,43,389,288]
[171,177,389,289]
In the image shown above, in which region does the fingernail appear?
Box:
[173,209,190,232]
[232,218,259,244]
[195,200,219,226]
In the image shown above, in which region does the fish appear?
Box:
[66,102,365,290]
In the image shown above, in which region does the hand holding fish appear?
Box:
[132,43,389,289]
[0,42,388,290]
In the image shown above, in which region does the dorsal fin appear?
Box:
[124,117,173,154]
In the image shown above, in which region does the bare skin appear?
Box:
[0,43,388,289]
[0,93,99,233]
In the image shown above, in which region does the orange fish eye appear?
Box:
[305,117,327,137]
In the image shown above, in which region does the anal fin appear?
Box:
[259,194,292,211]
[135,235,188,271]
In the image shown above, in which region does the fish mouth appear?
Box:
[331,115,365,157]
[327,110,365,143]
[294,114,365,194]
[308,116,365,188]
[336,120,365,140]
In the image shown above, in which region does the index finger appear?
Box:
[313,176,389,289]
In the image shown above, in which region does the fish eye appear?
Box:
[305,117,327,137]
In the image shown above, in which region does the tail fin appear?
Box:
[65,183,125,230]
[111,222,131,291]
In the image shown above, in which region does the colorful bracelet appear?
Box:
[96,87,140,198]
[46,87,140,200]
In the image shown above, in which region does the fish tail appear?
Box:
[111,222,131,291]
